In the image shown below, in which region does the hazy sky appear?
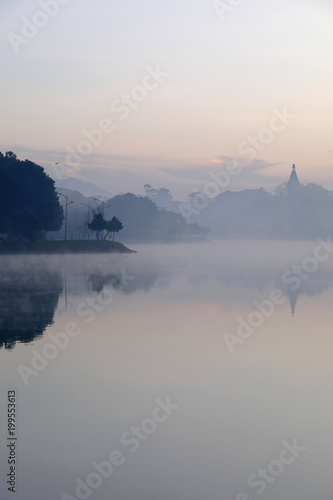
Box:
[1,0,332,198]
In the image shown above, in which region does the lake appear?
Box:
[0,241,332,500]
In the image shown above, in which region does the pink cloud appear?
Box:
[200,158,224,165]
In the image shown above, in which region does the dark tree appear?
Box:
[104,216,123,241]
[10,208,42,241]
[88,213,107,240]
[0,152,63,239]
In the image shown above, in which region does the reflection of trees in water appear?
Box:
[87,265,333,314]
[87,269,158,295]
[1,258,332,350]
[0,262,157,351]
[0,270,62,350]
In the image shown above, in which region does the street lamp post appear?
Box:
[59,193,73,241]
[69,206,78,239]
[81,202,91,216]
[81,203,92,239]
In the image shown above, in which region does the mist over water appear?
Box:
[1,241,333,500]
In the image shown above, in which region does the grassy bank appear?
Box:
[0,240,136,254]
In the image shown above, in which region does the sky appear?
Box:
[1,0,333,199]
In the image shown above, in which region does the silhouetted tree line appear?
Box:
[46,185,207,242]
[103,193,208,242]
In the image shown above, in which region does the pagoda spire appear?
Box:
[288,164,299,186]
[287,164,300,194]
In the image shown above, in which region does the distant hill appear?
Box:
[55,178,112,198]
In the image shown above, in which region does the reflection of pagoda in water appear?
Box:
[287,289,299,317]
[282,270,333,318]
[216,264,333,318]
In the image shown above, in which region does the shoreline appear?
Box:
[0,240,136,255]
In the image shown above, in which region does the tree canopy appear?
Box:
[88,213,124,241]
[0,152,64,240]
[87,213,107,240]
[104,217,123,241]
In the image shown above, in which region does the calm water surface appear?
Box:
[0,241,332,500]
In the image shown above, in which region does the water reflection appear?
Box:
[1,248,333,349]
[214,267,333,316]
[0,257,160,350]
[1,244,333,500]
[87,269,158,295]
[0,268,62,350]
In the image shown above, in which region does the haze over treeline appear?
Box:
[195,167,333,240]
[1,152,332,242]
[55,164,333,241]
[0,152,206,243]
